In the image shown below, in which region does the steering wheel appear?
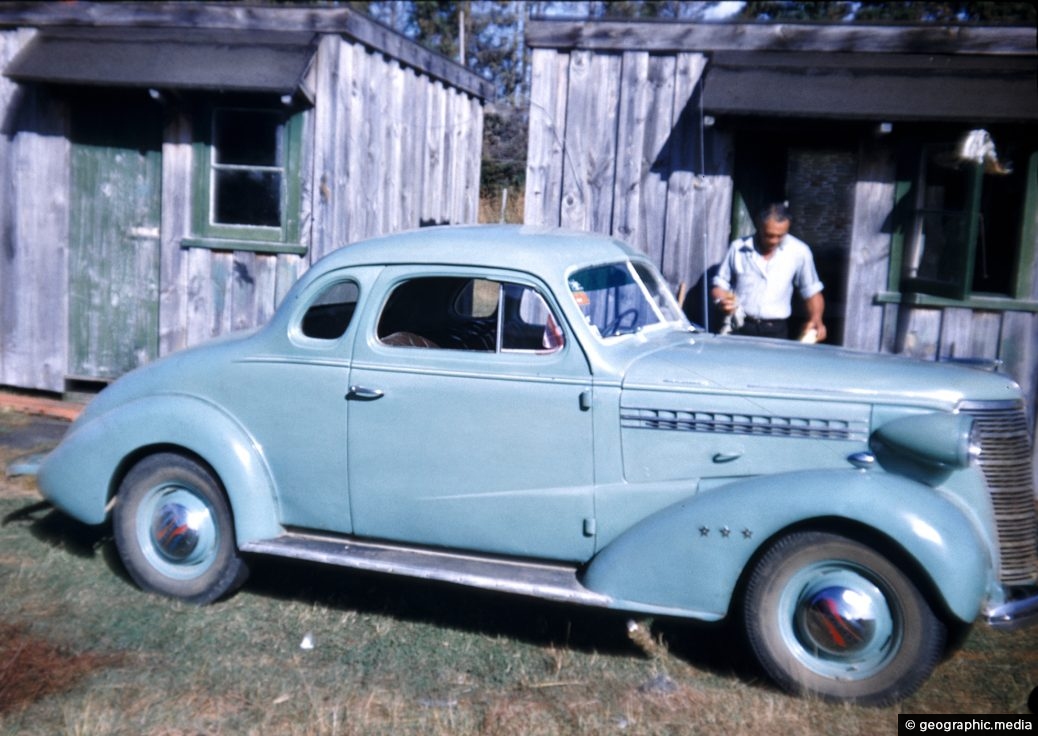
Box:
[605,308,639,336]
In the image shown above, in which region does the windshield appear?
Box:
[568,261,689,340]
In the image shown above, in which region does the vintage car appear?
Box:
[37,225,1037,705]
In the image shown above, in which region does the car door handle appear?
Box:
[346,386,384,401]
[712,451,743,464]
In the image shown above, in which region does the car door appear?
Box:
[347,266,596,562]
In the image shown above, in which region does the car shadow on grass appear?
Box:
[3,502,136,589]
[243,554,763,687]
[6,503,767,694]
[4,502,106,558]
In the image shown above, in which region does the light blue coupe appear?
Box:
[38,225,1037,705]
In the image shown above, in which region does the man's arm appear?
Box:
[802,291,827,342]
[711,244,738,314]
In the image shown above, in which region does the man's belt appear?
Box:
[743,316,787,327]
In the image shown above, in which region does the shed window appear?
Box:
[891,135,1037,308]
[211,109,285,228]
[187,100,305,255]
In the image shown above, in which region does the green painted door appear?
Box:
[69,95,162,380]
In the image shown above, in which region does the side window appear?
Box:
[377,276,563,353]
[501,285,564,352]
[301,281,359,340]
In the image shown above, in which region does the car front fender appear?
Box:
[582,469,993,624]
[37,393,282,545]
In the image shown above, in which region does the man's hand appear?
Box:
[801,292,827,342]
[799,321,827,343]
[711,288,737,314]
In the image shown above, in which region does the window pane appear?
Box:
[214,110,283,166]
[569,263,663,338]
[214,170,282,227]
[377,277,496,351]
[453,279,500,319]
[902,145,981,300]
[301,281,359,340]
[502,285,564,352]
[914,210,970,284]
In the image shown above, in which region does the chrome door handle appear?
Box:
[712,451,743,464]
[346,386,384,401]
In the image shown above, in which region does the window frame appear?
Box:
[879,145,1038,314]
[183,98,306,255]
[375,273,567,356]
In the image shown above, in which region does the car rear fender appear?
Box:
[582,469,993,623]
[37,394,282,544]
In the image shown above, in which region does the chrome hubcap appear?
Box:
[137,484,219,580]
[780,563,899,680]
[151,499,206,562]
[798,586,879,656]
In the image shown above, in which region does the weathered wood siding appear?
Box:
[0,27,484,385]
[525,47,731,307]
[0,28,68,392]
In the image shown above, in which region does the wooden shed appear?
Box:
[525,17,1038,472]
[0,2,491,394]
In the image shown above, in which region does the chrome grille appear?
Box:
[962,402,1038,586]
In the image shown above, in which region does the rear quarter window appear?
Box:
[300,281,360,340]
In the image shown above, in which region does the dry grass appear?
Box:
[478,190,525,224]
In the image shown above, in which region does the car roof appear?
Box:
[313,225,643,277]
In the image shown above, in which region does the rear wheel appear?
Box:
[113,453,248,604]
[743,531,945,705]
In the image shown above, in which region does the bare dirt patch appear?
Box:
[0,623,123,715]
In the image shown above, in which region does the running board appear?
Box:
[242,532,613,608]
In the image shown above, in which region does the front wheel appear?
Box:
[113,453,249,604]
[743,531,945,705]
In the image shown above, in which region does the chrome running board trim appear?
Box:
[242,532,613,608]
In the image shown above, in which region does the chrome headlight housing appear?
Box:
[870,412,976,483]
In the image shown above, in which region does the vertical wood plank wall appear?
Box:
[0,29,68,392]
[0,31,484,389]
[525,47,731,301]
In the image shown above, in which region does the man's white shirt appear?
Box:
[712,234,823,320]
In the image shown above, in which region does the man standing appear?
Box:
[710,203,827,341]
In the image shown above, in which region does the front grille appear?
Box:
[961,402,1038,586]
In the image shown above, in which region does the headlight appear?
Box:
[871,412,976,471]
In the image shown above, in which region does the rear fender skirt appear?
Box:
[583,469,993,623]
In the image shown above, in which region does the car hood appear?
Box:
[620,334,1022,408]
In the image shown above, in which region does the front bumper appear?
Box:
[985,588,1038,630]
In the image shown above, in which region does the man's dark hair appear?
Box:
[759,202,791,225]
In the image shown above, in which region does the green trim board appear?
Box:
[874,291,1038,314]
[181,237,307,256]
